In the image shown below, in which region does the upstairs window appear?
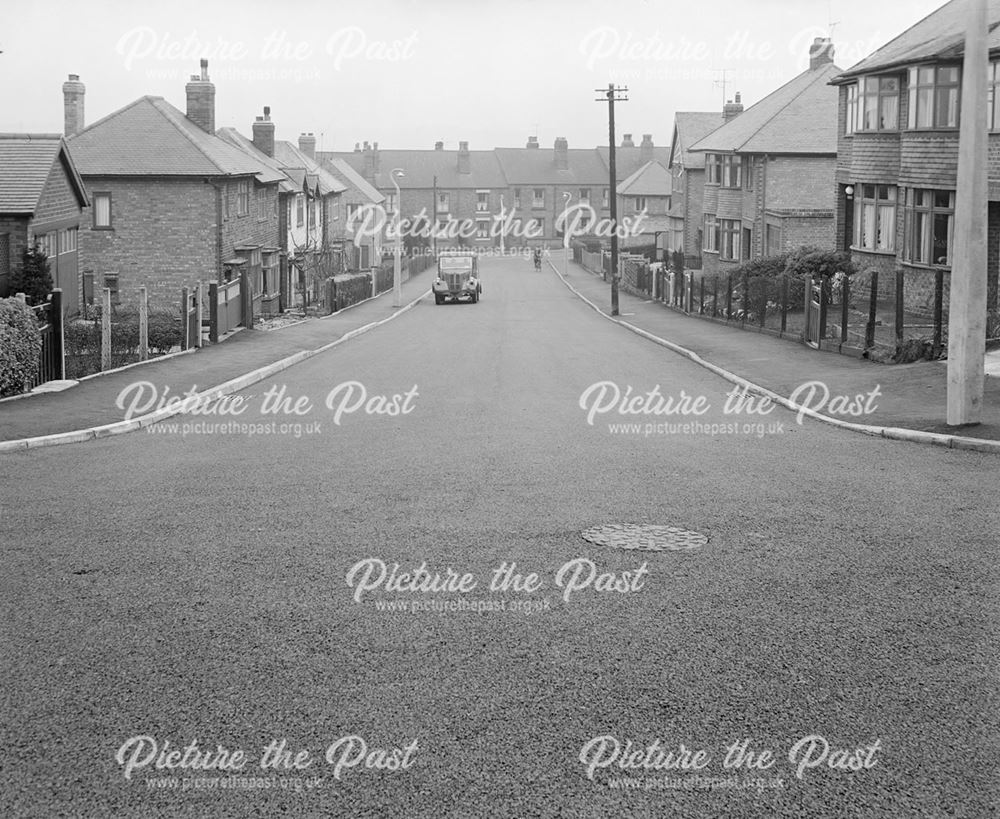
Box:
[513,188,521,209]
[532,188,545,208]
[859,76,899,131]
[476,190,490,212]
[908,66,960,129]
[706,154,721,184]
[579,188,590,204]
[236,179,251,216]
[988,61,1000,130]
[845,84,858,135]
[634,196,646,212]
[602,188,609,208]
[93,192,112,228]
[436,192,448,213]
[721,155,741,188]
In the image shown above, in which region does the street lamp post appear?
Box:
[562,192,572,278]
[391,168,404,308]
[499,194,505,255]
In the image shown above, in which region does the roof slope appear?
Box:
[274,141,347,196]
[216,127,298,193]
[618,161,673,196]
[690,63,842,154]
[833,0,1000,81]
[0,134,88,213]
[323,157,385,203]
[68,97,285,182]
[595,146,673,181]
[495,147,609,185]
[669,112,725,169]
[327,149,507,189]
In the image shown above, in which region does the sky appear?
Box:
[1,0,947,152]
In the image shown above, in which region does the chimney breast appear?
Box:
[299,132,316,160]
[639,134,654,162]
[62,74,85,137]
[621,134,635,148]
[723,92,744,121]
[252,106,275,157]
[809,37,835,70]
[554,137,568,170]
[458,140,470,174]
[185,60,215,134]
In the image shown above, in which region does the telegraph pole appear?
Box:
[432,175,438,257]
[947,0,987,425]
[596,84,628,315]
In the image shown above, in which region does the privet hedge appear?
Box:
[0,298,42,397]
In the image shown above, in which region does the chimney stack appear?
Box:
[639,134,654,163]
[435,141,444,150]
[723,92,744,121]
[621,134,635,148]
[458,140,470,174]
[298,132,316,160]
[809,37,835,70]
[554,137,568,170]
[363,141,380,180]
[185,59,215,134]
[62,74,85,137]
[526,135,539,149]
[252,106,275,157]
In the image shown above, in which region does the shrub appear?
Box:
[0,298,42,396]
[148,311,182,354]
[9,246,53,306]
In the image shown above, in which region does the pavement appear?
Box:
[2,252,999,452]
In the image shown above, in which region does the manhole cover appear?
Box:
[581,524,708,552]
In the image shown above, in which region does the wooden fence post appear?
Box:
[51,288,65,380]
[102,287,112,370]
[840,275,850,343]
[181,286,189,350]
[209,283,219,343]
[819,277,829,340]
[712,277,718,318]
[894,268,904,344]
[138,286,148,361]
[195,281,204,348]
[741,268,749,326]
[866,270,879,349]
[780,276,789,335]
[240,270,253,328]
[934,269,944,353]
[699,276,705,314]
[759,279,767,328]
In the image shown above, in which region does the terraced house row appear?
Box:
[667,0,1000,317]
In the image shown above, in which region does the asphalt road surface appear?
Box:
[1,253,997,818]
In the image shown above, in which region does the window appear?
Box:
[532,188,545,208]
[257,188,267,221]
[579,188,590,204]
[262,251,278,295]
[905,189,954,265]
[93,192,112,228]
[602,188,609,208]
[908,66,960,129]
[720,219,741,261]
[988,61,1000,130]
[706,154,722,184]
[846,83,858,135]
[436,192,449,213]
[296,195,305,227]
[742,157,753,191]
[32,232,55,258]
[513,188,521,209]
[58,227,77,254]
[855,184,896,252]
[703,214,719,252]
[476,219,490,239]
[347,203,360,220]
[857,76,899,131]
[477,190,490,212]
[765,224,781,256]
[103,273,120,304]
[721,155,741,188]
[634,196,647,212]
[236,179,251,216]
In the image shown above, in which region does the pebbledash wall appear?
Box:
[78,175,280,309]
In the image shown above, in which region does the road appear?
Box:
[1,252,997,817]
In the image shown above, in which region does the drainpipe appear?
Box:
[206,178,225,280]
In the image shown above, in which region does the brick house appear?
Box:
[616,159,673,256]
[322,156,385,269]
[689,40,842,278]
[830,0,1000,315]
[667,111,727,267]
[63,62,285,311]
[0,134,89,312]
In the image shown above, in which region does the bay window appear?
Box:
[855,185,896,252]
[703,214,719,252]
[719,219,741,261]
[904,189,954,266]
[721,155,741,188]
[908,66,960,129]
[859,76,899,131]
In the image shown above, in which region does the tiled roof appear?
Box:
[618,161,673,196]
[273,141,347,196]
[690,63,842,155]
[0,134,88,214]
[669,113,726,170]
[495,147,609,185]
[68,97,286,182]
[323,157,384,203]
[832,0,1000,81]
[216,127,299,193]
[328,149,508,189]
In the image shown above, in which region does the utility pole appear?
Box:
[432,175,438,257]
[596,84,628,315]
[947,0,988,425]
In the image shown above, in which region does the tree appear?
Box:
[11,245,54,306]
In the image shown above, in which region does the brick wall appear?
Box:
[78,177,217,309]
[765,156,836,211]
[683,169,706,262]
[0,216,28,297]
[779,214,836,252]
[219,178,280,260]
[33,157,83,227]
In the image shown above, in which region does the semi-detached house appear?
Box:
[63,61,284,311]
